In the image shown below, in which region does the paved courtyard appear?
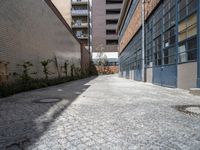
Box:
[0,75,200,150]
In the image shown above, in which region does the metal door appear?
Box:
[134,69,142,81]
[153,65,177,87]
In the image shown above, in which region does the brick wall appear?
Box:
[0,0,82,82]
[119,0,161,53]
[144,0,161,19]
[119,1,142,53]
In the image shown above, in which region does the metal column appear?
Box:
[141,0,145,82]
[197,0,200,87]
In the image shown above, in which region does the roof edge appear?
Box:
[44,0,81,45]
[116,0,131,33]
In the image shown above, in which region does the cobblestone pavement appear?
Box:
[0,75,200,150]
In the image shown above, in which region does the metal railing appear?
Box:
[72,22,88,27]
[72,10,88,15]
[72,0,88,3]
[76,34,88,38]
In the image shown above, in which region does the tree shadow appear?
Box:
[0,76,96,149]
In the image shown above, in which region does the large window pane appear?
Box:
[178,36,197,63]
[178,13,197,42]
[179,0,197,21]
[179,0,187,11]
[188,37,197,50]
[178,42,187,63]
[178,20,187,32]
[163,46,176,65]
[179,53,187,62]
[179,31,187,42]
[164,55,176,65]
[188,50,197,61]
[187,14,197,27]
[187,14,197,38]
[179,8,186,20]
[179,43,186,53]
[188,0,197,14]
[187,25,197,38]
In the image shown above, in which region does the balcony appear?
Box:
[72,0,88,5]
[71,10,88,16]
[76,34,88,40]
[72,22,88,28]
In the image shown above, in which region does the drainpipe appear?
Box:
[141,0,145,82]
[197,0,200,87]
[87,0,90,54]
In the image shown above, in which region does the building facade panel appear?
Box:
[177,62,197,89]
[146,68,153,83]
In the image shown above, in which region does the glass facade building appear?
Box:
[117,0,200,89]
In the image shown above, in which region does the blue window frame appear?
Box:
[163,0,177,65]
[153,5,163,66]
[178,0,198,21]
[178,0,198,63]
[145,18,153,67]
[119,29,142,72]
[120,0,199,75]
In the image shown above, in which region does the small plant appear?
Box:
[95,44,108,74]
[89,60,98,76]
[74,67,80,78]
[79,68,82,75]
[41,59,52,80]
[0,60,92,98]
[62,60,69,77]
[54,56,61,78]
[17,61,34,83]
[70,64,75,77]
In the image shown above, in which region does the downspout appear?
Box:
[141,0,146,82]
[88,0,90,54]
[197,0,200,87]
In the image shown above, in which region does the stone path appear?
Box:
[0,75,200,150]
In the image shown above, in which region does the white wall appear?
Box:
[0,0,81,80]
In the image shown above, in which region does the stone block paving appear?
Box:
[0,75,200,149]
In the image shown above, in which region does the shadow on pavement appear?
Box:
[0,76,96,149]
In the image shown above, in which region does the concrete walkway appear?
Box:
[0,75,200,150]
